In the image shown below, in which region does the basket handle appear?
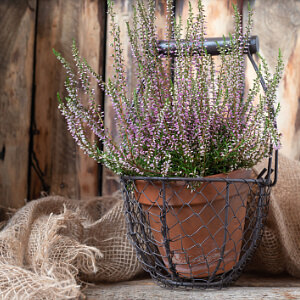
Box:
[157,35,259,56]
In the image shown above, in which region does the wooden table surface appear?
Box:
[83,273,300,300]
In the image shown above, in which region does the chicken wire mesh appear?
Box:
[121,174,271,289]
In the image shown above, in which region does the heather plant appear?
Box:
[53,0,283,178]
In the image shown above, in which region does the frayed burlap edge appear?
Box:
[0,195,142,299]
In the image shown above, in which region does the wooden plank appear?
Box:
[76,1,106,198]
[155,0,170,39]
[0,0,37,209]
[176,0,240,38]
[244,0,300,160]
[83,273,300,288]
[176,0,241,80]
[84,273,300,287]
[30,0,105,200]
[102,0,138,196]
[84,274,300,299]
[86,286,300,300]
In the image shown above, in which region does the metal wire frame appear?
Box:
[121,177,271,288]
[121,36,277,289]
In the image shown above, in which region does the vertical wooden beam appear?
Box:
[176,0,239,37]
[175,0,240,87]
[155,0,170,39]
[0,0,37,209]
[244,0,300,160]
[102,0,136,196]
[30,0,105,200]
[77,1,106,198]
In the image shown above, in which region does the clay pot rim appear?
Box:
[126,169,253,184]
[133,169,253,206]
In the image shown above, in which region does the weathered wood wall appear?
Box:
[0,0,299,208]
[30,0,105,201]
[245,0,300,160]
[0,0,37,209]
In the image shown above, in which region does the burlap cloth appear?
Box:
[0,193,143,299]
[249,153,300,276]
[0,153,299,299]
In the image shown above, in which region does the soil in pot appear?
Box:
[134,169,252,279]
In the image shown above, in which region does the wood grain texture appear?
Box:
[30,0,105,200]
[102,0,145,196]
[84,274,300,299]
[0,0,37,208]
[3,0,297,204]
[244,0,300,160]
[102,0,134,196]
[77,1,106,198]
[176,0,240,76]
[176,0,240,37]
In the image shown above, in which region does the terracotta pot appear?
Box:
[134,169,252,278]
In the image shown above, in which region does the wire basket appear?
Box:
[121,172,271,289]
[121,36,278,289]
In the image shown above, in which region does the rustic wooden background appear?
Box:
[0,0,299,209]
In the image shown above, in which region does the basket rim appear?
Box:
[121,175,269,185]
